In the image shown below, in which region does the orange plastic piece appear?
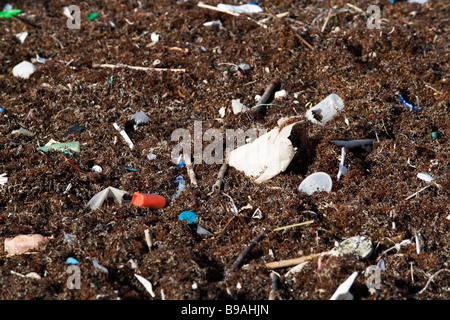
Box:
[132,193,167,209]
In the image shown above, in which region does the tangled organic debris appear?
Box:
[4,234,48,255]
[87,187,128,210]
[227,117,304,183]
[12,61,36,79]
[329,272,358,300]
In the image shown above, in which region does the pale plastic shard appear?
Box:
[231,99,249,114]
[4,234,48,255]
[227,118,304,183]
[298,172,332,195]
[417,172,434,183]
[196,225,213,235]
[408,0,427,3]
[203,20,222,28]
[337,147,347,181]
[217,3,263,14]
[11,127,35,136]
[0,173,8,185]
[87,187,128,210]
[12,61,37,79]
[329,271,358,300]
[305,94,344,126]
[219,107,226,118]
[131,112,149,126]
[274,89,288,99]
[16,31,28,43]
[134,274,156,297]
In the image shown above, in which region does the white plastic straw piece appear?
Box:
[134,274,156,298]
[305,94,344,126]
[330,139,375,149]
[113,122,134,149]
[337,147,347,181]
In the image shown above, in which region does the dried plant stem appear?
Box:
[265,252,326,270]
[92,63,186,73]
[405,184,432,200]
[321,8,333,32]
[292,32,314,50]
[197,2,240,16]
[254,81,280,114]
[230,229,268,271]
[416,269,450,296]
[183,154,198,186]
[212,163,228,192]
[272,220,315,232]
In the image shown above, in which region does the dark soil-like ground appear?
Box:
[0,0,448,301]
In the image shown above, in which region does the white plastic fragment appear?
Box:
[305,94,344,126]
[113,122,134,149]
[91,165,103,173]
[227,118,304,183]
[134,274,156,298]
[11,127,35,136]
[131,112,149,126]
[3,3,12,11]
[219,107,226,118]
[252,208,263,219]
[0,173,8,186]
[63,6,72,19]
[329,271,358,300]
[36,54,47,63]
[330,139,375,149]
[337,147,347,181]
[151,32,160,42]
[92,259,109,276]
[231,99,249,114]
[217,3,263,14]
[12,61,37,79]
[87,186,128,210]
[408,0,428,3]
[274,89,288,99]
[417,172,434,183]
[298,172,332,195]
[196,225,213,235]
[415,234,421,254]
[203,20,223,28]
[16,32,28,44]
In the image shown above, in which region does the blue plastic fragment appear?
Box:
[178,160,185,168]
[92,259,109,276]
[250,1,258,4]
[125,167,137,172]
[65,257,79,265]
[179,210,197,224]
[399,94,422,111]
[390,0,395,3]
[173,176,186,199]
[0,107,4,113]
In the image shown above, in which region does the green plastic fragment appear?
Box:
[0,9,22,18]
[87,12,98,21]
[37,141,80,153]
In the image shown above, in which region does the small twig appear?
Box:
[265,252,326,270]
[212,163,228,192]
[13,15,40,29]
[230,229,268,271]
[321,8,333,32]
[183,154,198,186]
[51,34,64,49]
[92,63,186,73]
[268,271,280,300]
[415,269,450,296]
[272,220,315,232]
[254,81,280,114]
[292,32,314,50]
[405,184,432,200]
